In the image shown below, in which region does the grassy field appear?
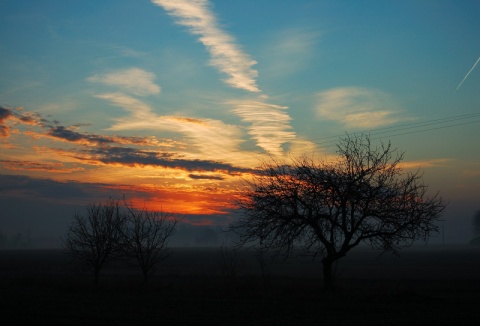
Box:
[1,246,480,325]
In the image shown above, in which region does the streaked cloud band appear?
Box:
[231,100,296,156]
[152,0,260,93]
[88,68,160,96]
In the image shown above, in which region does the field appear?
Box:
[1,246,480,325]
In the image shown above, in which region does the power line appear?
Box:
[309,112,480,148]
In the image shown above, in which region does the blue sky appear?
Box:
[1,0,479,246]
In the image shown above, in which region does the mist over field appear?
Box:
[0,194,476,250]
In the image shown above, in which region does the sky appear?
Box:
[1,0,479,247]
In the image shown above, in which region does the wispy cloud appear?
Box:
[152,0,260,93]
[112,112,247,163]
[264,28,320,77]
[88,68,161,96]
[98,92,248,162]
[231,100,296,156]
[95,92,156,120]
[315,87,406,129]
[399,158,451,169]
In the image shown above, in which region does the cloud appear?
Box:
[44,125,167,147]
[0,106,13,123]
[0,106,47,137]
[0,125,10,137]
[103,94,248,162]
[315,87,405,129]
[264,28,320,77]
[231,100,296,156]
[95,92,157,120]
[5,104,251,176]
[152,0,260,92]
[111,113,245,157]
[48,126,107,145]
[188,173,224,180]
[88,68,161,96]
[83,146,252,174]
[399,158,451,170]
[0,159,84,173]
[0,106,45,126]
[0,107,13,137]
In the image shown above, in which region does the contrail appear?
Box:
[456,56,480,91]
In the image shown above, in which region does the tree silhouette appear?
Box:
[123,204,179,283]
[232,134,447,290]
[63,199,125,284]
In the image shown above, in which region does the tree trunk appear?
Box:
[322,258,334,291]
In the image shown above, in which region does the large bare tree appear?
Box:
[232,134,447,289]
[63,199,125,284]
[123,204,178,283]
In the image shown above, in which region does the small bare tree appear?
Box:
[63,199,125,284]
[123,204,178,283]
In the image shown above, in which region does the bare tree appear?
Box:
[63,199,125,284]
[123,204,178,283]
[232,134,447,290]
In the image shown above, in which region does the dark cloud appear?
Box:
[0,106,46,127]
[0,107,13,137]
[88,146,252,174]
[0,174,118,202]
[17,112,42,126]
[188,174,224,180]
[47,125,165,146]
[0,106,13,123]
[0,160,82,173]
[48,125,112,145]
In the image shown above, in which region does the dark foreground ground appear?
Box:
[1,246,480,325]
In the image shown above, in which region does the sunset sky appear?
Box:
[1,0,479,246]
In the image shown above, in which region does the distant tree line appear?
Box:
[0,230,33,249]
[63,198,179,284]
